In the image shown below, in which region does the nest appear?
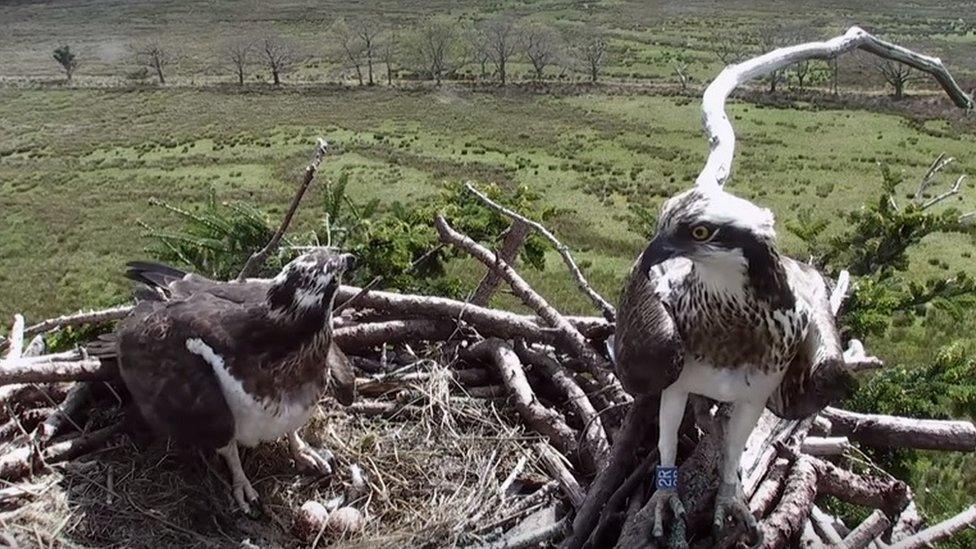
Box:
[0,353,561,548]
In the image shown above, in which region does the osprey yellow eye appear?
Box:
[690,225,711,241]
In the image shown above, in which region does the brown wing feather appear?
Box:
[117,299,235,449]
[613,261,684,395]
[767,260,858,419]
[328,342,356,406]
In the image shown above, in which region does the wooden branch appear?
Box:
[333,319,458,350]
[760,455,818,549]
[843,509,892,549]
[467,339,579,462]
[487,516,567,549]
[471,220,529,307]
[0,306,133,354]
[0,357,116,386]
[811,454,909,516]
[823,407,976,452]
[749,457,790,519]
[922,174,967,209]
[34,382,92,444]
[810,505,846,545]
[515,343,611,470]
[4,314,25,360]
[891,498,923,543]
[464,182,617,322]
[0,408,52,443]
[799,520,823,548]
[697,26,971,190]
[830,270,851,315]
[535,442,585,509]
[346,400,422,418]
[799,436,851,456]
[914,153,952,202]
[564,395,657,549]
[436,215,628,406]
[889,504,976,549]
[844,339,884,372]
[237,138,329,281]
[0,423,121,481]
[333,286,612,343]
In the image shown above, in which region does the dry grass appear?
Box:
[0,356,557,548]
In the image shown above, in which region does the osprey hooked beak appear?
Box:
[639,234,685,274]
[333,253,358,274]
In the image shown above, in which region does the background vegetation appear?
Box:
[3,0,976,542]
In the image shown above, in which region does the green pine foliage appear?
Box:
[140,189,287,280]
[787,161,976,337]
[141,175,552,298]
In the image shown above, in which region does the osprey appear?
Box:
[102,250,357,514]
[614,186,856,543]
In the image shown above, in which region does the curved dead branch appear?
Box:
[698,26,972,189]
[435,215,628,406]
[465,182,616,322]
[467,339,579,463]
[237,138,329,281]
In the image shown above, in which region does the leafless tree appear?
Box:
[791,60,812,90]
[574,33,607,83]
[714,36,750,65]
[756,24,790,93]
[673,62,690,91]
[479,14,521,85]
[408,15,466,85]
[135,40,170,84]
[523,23,561,80]
[334,18,366,85]
[356,18,381,86]
[380,29,398,86]
[260,33,296,85]
[468,27,492,79]
[223,38,251,85]
[828,56,840,95]
[876,59,919,100]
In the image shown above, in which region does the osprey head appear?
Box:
[267,249,357,322]
[639,187,785,298]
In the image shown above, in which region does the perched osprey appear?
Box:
[614,186,856,542]
[104,250,357,513]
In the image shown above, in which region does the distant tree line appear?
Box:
[49,14,611,87]
[49,17,915,99]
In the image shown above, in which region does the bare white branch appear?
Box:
[697,26,972,190]
[829,270,850,315]
[889,504,976,549]
[922,174,966,210]
[4,315,25,361]
[914,153,952,202]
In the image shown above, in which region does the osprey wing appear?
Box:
[767,259,858,419]
[117,294,237,449]
[328,342,356,406]
[125,261,270,303]
[613,260,684,395]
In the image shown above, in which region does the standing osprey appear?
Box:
[614,186,856,543]
[107,250,357,514]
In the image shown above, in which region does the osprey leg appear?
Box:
[217,442,259,514]
[714,400,765,546]
[648,386,689,542]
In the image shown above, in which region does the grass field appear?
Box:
[2,85,975,321]
[3,1,976,544]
